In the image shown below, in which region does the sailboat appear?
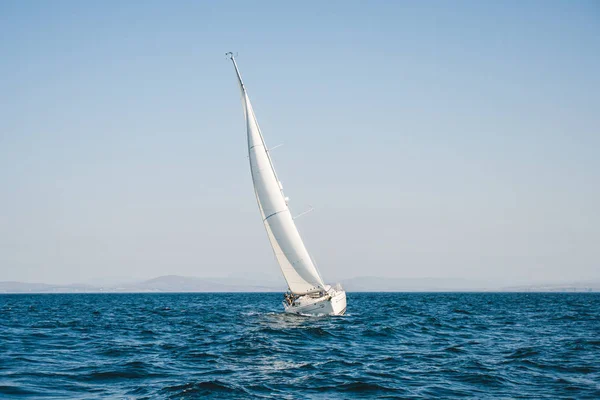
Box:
[227,53,346,316]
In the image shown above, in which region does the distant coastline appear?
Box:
[1,275,598,294]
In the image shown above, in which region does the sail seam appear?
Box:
[263,210,286,222]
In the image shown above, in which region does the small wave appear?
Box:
[255,326,289,336]
[445,344,465,353]
[84,370,148,381]
[296,312,330,318]
[78,362,165,382]
[506,347,540,359]
[161,380,246,396]
[337,382,391,392]
[0,385,42,396]
[375,356,398,363]
[321,359,363,368]
[302,327,335,338]
[552,313,578,321]
[241,311,262,317]
[183,351,219,360]
[521,359,595,374]
[99,347,134,357]
[362,326,396,337]
[455,372,509,387]
[453,308,472,315]
[426,316,444,327]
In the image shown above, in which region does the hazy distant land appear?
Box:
[0,275,598,294]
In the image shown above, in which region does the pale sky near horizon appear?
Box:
[1,1,599,285]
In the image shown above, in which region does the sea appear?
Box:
[0,292,598,399]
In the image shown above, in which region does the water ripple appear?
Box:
[0,292,599,398]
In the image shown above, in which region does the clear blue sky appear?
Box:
[1,1,598,285]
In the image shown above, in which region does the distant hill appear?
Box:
[339,276,497,292]
[0,276,598,293]
[0,275,281,294]
[500,281,600,292]
[0,281,97,293]
[120,275,280,293]
[339,277,600,292]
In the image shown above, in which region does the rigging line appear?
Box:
[267,144,284,152]
[293,206,314,220]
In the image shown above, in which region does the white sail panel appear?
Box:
[257,200,322,293]
[233,66,325,294]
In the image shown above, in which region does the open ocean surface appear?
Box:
[0,292,599,399]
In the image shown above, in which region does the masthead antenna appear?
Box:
[225,51,245,90]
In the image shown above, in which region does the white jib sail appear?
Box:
[230,56,325,294]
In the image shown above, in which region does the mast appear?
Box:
[227,52,285,199]
[226,52,245,92]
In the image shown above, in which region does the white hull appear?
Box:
[283,286,347,316]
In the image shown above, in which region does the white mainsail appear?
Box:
[229,56,325,295]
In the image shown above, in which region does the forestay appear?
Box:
[229,56,325,294]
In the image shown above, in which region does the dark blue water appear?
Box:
[1,293,599,399]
